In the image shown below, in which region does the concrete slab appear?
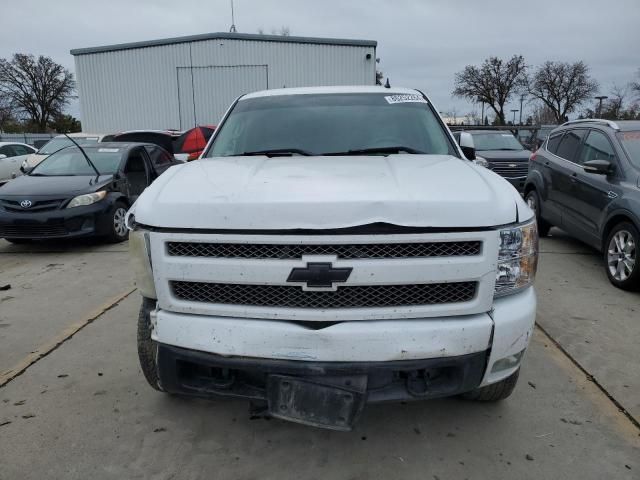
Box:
[537,231,640,420]
[0,294,638,480]
[0,239,133,375]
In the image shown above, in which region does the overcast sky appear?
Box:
[2,0,639,122]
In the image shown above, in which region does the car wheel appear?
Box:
[525,190,551,237]
[106,201,129,243]
[461,368,520,401]
[137,297,164,392]
[604,222,639,291]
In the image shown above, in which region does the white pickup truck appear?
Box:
[126,86,537,431]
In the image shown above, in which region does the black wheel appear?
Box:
[106,201,129,243]
[525,189,551,237]
[137,297,164,392]
[604,222,639,291]
[4,238,31,244]
[461,369,520,401]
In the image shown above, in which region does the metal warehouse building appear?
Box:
[70,32,377,133]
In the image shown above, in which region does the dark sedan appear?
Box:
[0,142,180,243]
[467,130,532,193]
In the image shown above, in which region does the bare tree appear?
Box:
[0,94,17,132]
[527,61,598,123]
[0,54,75,131]
[530,103,557,125]
[453,55,527,125]
[631,68,640,100]
[603,84,628,119]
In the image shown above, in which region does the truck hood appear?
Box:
[476,149,531,162]
[132,155,529,230]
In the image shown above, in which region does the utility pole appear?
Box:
[229,0,237,33]
[595,96,608,118]
[519,94,526,124]
[511,109,519,125]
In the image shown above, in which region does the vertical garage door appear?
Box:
[177,65,268,129]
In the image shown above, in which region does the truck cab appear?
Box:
[127,86,537,431]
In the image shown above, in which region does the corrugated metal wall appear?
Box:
[74,39,376,132]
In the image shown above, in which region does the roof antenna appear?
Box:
[384,78,391,89]
[229,0,237,32]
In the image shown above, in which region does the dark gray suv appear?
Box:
[524,119,640,291]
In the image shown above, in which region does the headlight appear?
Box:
[66,191,107,208]
[129,227,157,299]
[494,218,538,297]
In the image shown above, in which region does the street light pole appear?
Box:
[595,96,608,118]
[519,94,526,124]
[511,109,519,125]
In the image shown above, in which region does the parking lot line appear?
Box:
[0,287,136,387]
[535,323,640,432]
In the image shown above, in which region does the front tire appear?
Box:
[137,297,164,392]
[604,222,639,291]
[106,201,129,243]
[525,190,551,237]
[461,369,520,401]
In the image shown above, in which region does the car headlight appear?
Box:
[66,191,107,208]
[494,217,538,298]
[129,225,157,299]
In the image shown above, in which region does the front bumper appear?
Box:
[152,287,536,394]
[158,342,487,402]
[0,201,114,239]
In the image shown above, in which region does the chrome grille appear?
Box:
[489,161,528,178]
[170,281,477,309]
[167,241,481,259]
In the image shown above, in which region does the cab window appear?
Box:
[577,130,617,164]
[555,129,586,162]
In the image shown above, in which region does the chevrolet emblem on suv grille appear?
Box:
[287,262,352,288]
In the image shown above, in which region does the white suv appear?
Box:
[127,86,537,431]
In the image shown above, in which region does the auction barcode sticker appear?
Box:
[384,94,428,104]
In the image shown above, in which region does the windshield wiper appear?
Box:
[324,146,426,156]
[64,134,101,176]
[28,172,49,177]
[231,148,313,157]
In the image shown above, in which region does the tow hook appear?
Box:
[406,370,430,397]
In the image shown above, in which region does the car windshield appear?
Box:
[206,93,457,157]
[617,131,640,169]
[31,146,122,176]
[471,133,524,151]
[38,137,100,155]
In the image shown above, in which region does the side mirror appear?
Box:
[0,154,7,160]
[457,132,476,160]
[173,153,189,162]
[583,159,612,175]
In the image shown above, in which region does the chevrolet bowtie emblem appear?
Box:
[287,262,352,288]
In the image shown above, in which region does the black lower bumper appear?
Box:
[0,202,115,239]
[157,343,488,406]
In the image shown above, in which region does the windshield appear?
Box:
[618,131,640,169]
[38,136,100,155]
[471,133,524,151]
[31,146,122,176]
[206,93,457,157]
